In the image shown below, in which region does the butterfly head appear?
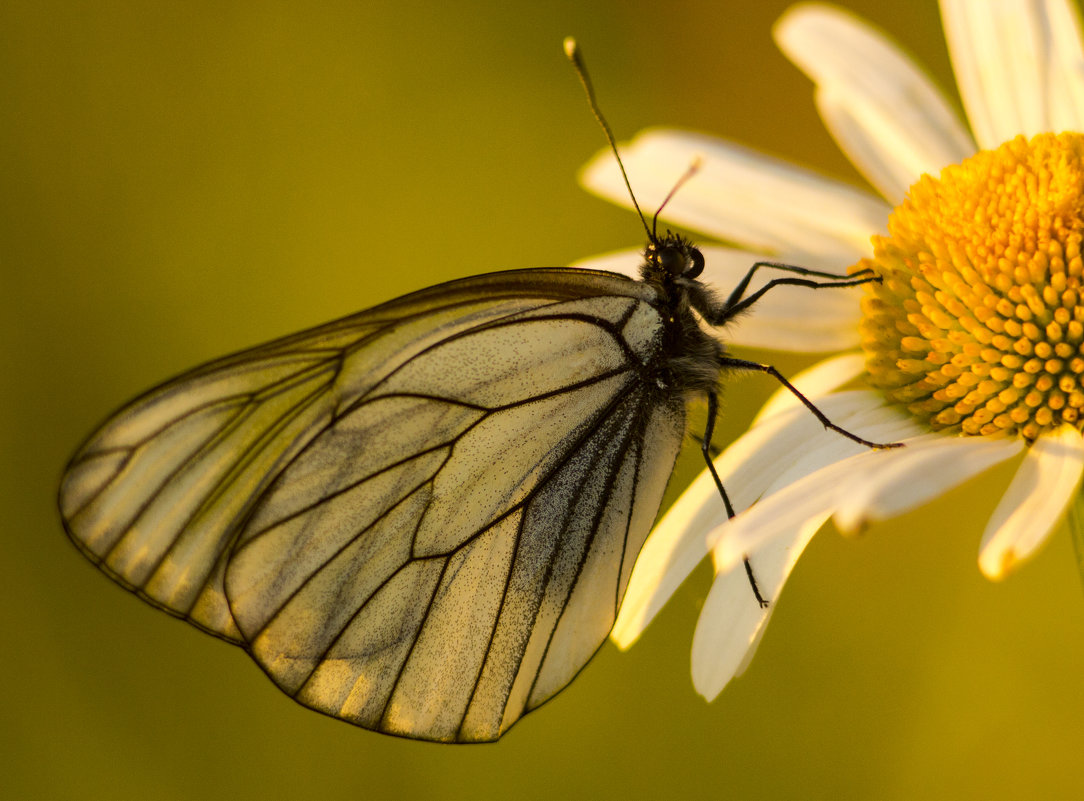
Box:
[643,232,704,283]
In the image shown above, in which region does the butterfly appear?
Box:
[58,39,891,743]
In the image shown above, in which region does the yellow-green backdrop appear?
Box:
[6,1,1084,799]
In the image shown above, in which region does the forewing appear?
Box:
[59,268,654,643]
[223,286,685,742]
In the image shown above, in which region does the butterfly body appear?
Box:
[60,238,724,742]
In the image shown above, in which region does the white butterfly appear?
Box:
[59,40,889,742]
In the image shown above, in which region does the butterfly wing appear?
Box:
[59,268,686,741]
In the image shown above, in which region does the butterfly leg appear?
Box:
[711,261,879,323]
[718,356,903,450]
[703,390,769,608]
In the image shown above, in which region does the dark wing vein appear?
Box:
[109,363,339,570]
[395,380,640,737]
[60,267,677,741]
[517,397,642,716]
[453,394,643,740]
[230,362,638,653]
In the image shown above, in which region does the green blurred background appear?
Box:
[6,1,1084,798]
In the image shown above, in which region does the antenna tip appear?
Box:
[563,37,579,60]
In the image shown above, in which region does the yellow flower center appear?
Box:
[859,132,1084,441]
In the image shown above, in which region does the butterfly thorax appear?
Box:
[639,233,726,395]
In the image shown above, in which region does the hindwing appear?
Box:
[59,268,686,741]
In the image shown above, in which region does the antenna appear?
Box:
[652,157,701,241]
[563,37,653,243]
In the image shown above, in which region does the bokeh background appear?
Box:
[6,1,1084,798]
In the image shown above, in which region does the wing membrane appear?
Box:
[60,267,683,741]
[62,352,342,640]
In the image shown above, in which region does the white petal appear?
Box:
[722,277,864,352]
[754,353,866,423]
[755,391,923,495]
[691,513,829,700]
[833,433,1024,532]
[712,452,869,571]
[725,391,907,516]
[942,0,1084,147]
[732,616,770,678]
[692,246,850,293]
[775,4,974,203]
[615,388,918,649]
[612,404,815,648]
[612,388,882,648]
[715,396,924,567]
[978,425,1084,579]
[700,248,867,352]
[579,129,889,262]
[610,467,719,649]
[1042,0,1084,131]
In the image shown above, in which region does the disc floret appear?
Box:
[860,133,1084,441]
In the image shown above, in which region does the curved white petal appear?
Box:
[722,277,864,351]
[714,396,924,568]
[699,248,867,351]
[691,512,829,700]
[695,246,847,291]
[942,0,1084,147]
[1042,0,1084,131]
[775,4,974,203]
[612,390,889,649]
[579,129,889,262]
[712,450,872,571]
[611,403,819,649]
[757,405,920,502]
[833,433,1025,532]
[616,388,921,648]
[610,480,713,649]
[727,391,916,518]
[978,425,1084,579]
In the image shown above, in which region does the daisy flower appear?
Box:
[577,0,1084,701]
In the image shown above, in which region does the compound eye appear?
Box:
[687,246,705,278]
[658,246,684,276]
